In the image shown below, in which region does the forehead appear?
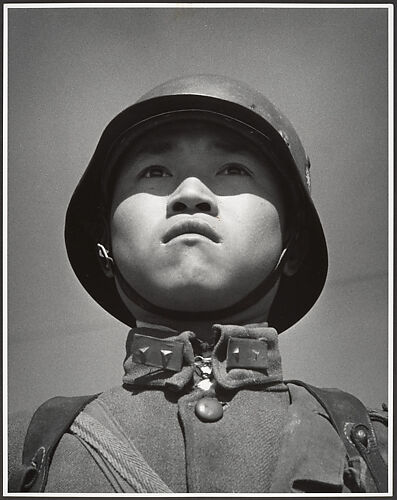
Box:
[120,119,267,160]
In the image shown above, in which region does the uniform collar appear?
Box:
[123,323,285,392]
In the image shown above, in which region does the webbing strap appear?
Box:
[8,394,99,492]
[286,380,388,492]
[71,412,172,493]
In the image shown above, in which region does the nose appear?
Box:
[166,177,219,217]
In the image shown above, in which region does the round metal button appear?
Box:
[351,425,369,447]
[195,397,223,422]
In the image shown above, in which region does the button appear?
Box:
[351,425,369,447]
[195,397,223,422]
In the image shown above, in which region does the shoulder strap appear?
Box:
[9,393,100,493]
[286,380,387,492]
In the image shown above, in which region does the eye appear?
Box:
[217,163,252,176]
[139,165,172,178]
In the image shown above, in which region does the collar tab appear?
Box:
[226,337,268,371]
[130,333,184,372]
[123,328,196,391]
[212,324,284,390]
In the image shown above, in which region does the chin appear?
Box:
[143,277,244,312]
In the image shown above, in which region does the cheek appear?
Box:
[224,195,283,245]
[232,197,284,280]
[110,194,165,251]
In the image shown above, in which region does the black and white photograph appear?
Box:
[5,4,391,494]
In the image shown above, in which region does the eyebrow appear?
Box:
[132,140,174,157]
[212,139,256,155]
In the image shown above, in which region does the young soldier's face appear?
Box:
[110,120,286,312]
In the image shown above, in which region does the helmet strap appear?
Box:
[110,243,292,322]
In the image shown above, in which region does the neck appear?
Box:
[125,293,276,343]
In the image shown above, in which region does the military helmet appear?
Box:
[65,75,327,333]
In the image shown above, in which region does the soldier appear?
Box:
[8,75,388,493]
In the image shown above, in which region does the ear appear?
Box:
[97,243,114,278]
[96,217,114,279]
[282,229,308,277]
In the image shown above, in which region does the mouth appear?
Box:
[162,219,221,244]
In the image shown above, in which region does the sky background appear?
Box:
[7,6,390,414]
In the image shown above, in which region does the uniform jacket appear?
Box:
[8,323,388,493]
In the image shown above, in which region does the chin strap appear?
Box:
[97,241,291,321]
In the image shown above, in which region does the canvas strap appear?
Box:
[286,380,388,492]
[8,394,99,492]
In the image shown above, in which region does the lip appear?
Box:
[162,219,221,244]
